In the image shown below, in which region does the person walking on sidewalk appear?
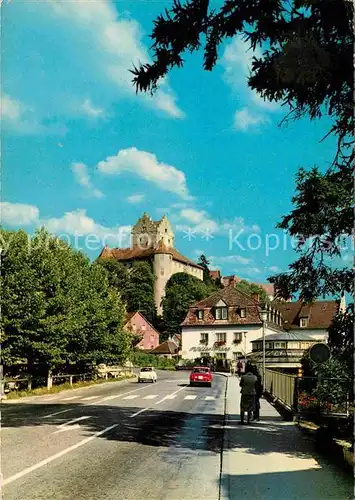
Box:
[230,360,236,376]
[239,363,257,425]
[251,365,263,421]
[236,359,244,378]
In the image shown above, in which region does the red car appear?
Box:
[189,366,213,387]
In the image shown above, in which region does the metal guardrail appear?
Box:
[264,369,296,411]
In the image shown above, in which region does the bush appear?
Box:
[131,351,177,370]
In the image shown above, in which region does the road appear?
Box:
[1,370,227,500]
[1,370,353,500]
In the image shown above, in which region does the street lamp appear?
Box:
[260,305,268,384]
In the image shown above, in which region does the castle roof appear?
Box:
[99,241,203,269]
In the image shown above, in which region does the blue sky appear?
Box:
[1,0,351,286]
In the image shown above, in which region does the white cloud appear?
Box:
[48,0,183,119]
[220,255,253,265]
[222,217,261,234]
[81,99,104,118]
[234,108,269,131]
[235,266,262,276]
[268,265,282,273]
[72,163,104,198]
[97,147,191,199]
[221,36,280,130]
[127,194,145,204]
[0,202,40,226]
[177,208,219,233]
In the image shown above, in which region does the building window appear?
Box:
[288,342,300,349]
[265,342,273,349]
[233,352,243,360]
[215,307,228,320]
[274,342,286,349]
[233,332,243,344]
[197,310,204,320]
[200,333,208,345]
[216,332,226,344]
[301,342,311,349]
[240,308,246,318]
[300,318,308,328]
[141,325,146,331]
[216,352,227,360]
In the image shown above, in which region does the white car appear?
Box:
[138,366,157,383]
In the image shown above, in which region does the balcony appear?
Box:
[215,340,226,347]
[199,339,208,345]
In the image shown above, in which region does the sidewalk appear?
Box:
[220,376,353,500]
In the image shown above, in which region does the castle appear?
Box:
[98,213,203,314]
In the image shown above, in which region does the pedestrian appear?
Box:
[236,359,243,378]
[239,362,257,425]
[251,365,263,421]
[230,360,236,376]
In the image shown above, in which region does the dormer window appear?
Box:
[197,310,204,320]
[215,307,228,320]
[239,308,246,318]
[300,318,308,328]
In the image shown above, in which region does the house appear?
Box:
[276,299,342,342]
[98,213,203,314]
[248,331,319,374]
[209,270,221,282]
[123,312,160,351]
[180,281,283,364]
[150,338,179,358]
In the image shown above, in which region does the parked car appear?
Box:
[189,366,213,387]
[138,366,157,383]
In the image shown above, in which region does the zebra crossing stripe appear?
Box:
[62,396,79,401]
[143,395,158,400]
[122,395,139,400]
[205,396,215,400]
[184,395,197,400]
[82,396,100,401]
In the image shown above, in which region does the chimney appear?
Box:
[228,276,237,287]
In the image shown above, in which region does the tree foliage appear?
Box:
[98,259,157,325]
[131,0,354,302]
[197,254,213,284]
[0,228,131,367]
[161,272,216,337]
[234,279,268,303]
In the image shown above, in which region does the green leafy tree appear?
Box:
[234,280,268,304]
[131,0,353,302]
[161,272,212,338]
[96,258,130,299]
[0,228,131,368]
[125,261,157,325]
[197,254,213,284]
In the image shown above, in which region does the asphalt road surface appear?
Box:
[2,370,227,500]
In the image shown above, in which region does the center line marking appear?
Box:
[155,385,187,405]
[62,396,79,401]
[42,409,73,419]
[3,424,118,486]
[93,381,162,405]
[82,396,100,401]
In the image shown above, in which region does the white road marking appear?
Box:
[82,396,100,401]
[130,407,150,418]
[3,424,118,486]
[122,395,139,400]
[94,381,162,405]
[143,394,157,400]
[62,396,79,401]
[155,385,187,405]
[42,409,73,419]
[53,415,91,434]
[205,396,215,401]
[184,395,197,400]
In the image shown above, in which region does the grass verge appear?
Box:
[5,373,136,400]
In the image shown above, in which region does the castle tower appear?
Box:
[132,213,174,248]
[153,240,173,315]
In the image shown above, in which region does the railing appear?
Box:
[264,370,353,417]
[264,369,296,411]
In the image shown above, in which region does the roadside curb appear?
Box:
[1,374,137,404]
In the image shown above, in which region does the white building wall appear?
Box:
[181,325,276,361]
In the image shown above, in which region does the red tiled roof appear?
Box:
[276,300,339,330]
[220,275,274,296]
[209,270,221,280]
[99,242,203,269]
[181,285,263,326]
[150,340,179,355]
